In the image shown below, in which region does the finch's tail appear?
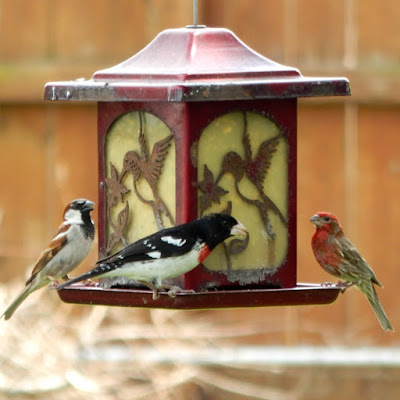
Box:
[1,283,36,320]
[360,281,394,332]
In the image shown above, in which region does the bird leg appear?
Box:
[82,279,96,286]
[336,281,355,293]
[136,280,191,300]
[153,283,187,299]
[136,280,161,300]
[166,286,195,298]
[47,276,60,287]
[321,280,354,293]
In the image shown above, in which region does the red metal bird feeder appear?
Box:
[44,15,350,309]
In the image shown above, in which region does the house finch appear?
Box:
[310,211,393,332]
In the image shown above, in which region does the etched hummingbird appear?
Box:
[121,113,174,230]
[216,113,287,238]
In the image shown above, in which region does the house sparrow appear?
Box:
[310,211,393,332]
[1,199,95,320]
[56,213,247,299]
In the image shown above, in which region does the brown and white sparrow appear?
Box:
[1,199,95,320]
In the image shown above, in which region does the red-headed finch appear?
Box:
[1,199,95,320]
[310,212,393,331]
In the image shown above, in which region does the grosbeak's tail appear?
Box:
[360,281,394,332]
[55,266,107,291]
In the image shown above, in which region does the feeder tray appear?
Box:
[58,283,341,309]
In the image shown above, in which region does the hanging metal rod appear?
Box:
[186,0,205,28]
[193,0,198,26]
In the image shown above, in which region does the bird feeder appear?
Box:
[44,24,350,309]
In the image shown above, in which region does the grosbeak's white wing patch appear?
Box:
[161,236,187,247]
[146,251,161,259]
[142,239,157,251]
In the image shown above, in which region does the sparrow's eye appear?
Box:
[323,216,330,222]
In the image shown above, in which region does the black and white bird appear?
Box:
[1,199,95,320]
[56,213,247,299]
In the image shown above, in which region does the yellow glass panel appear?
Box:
[104,111,175,254]
[197,111,288,272]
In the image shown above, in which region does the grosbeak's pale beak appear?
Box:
[57,213,247,299]
[1,199,95,320]
[310,211,393,332]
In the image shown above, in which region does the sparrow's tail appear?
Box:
[55,265,110,291]
[1,280,45,320]
[360,281,394,332]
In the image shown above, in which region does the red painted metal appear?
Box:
[180,99,298,291]
[93,27,300,82]
[96,99,297,292]
[44,27,350,102]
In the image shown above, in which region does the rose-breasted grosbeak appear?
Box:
[56,213,247,299]
[1,199,95,320]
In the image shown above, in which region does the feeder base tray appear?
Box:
[57,283,341,309]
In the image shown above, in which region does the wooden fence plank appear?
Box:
[297,104,348,343]
[358,0,400,65]
[52,0,111,61]
[0,105,48,279]
[49,105,98,227]
[0,0,49,60]
[357,106,400,339]
[297,0,345,66]
[201,0,285,61]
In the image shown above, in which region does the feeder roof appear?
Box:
[44,27,350,102]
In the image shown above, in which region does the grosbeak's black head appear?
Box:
[197,213,247,250]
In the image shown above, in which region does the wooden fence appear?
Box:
[0,2,399,398]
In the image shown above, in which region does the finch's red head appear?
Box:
[310,211,342,233]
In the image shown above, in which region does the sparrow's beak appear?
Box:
[230,221,247,237]
[83,201,95,212]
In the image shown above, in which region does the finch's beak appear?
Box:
[309,214,320,226]
[230,222,247,236]
[83,201,95,212]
